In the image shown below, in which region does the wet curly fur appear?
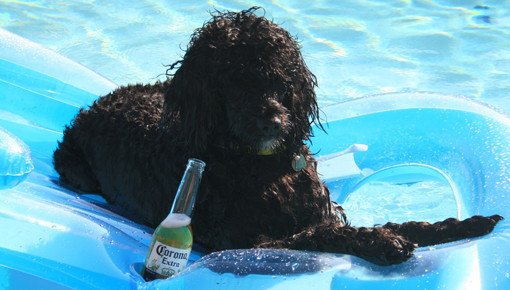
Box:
[53,8,502,265]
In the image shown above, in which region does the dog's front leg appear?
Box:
[382,214,503,246]
[256,221,416,266]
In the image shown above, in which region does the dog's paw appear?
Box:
[460,214,504,237]
[356,227,416,266]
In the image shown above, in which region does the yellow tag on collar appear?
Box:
[257,148,275,156]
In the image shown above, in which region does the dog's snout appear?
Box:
[257,117,282,136]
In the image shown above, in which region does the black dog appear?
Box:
[53,8,502,265]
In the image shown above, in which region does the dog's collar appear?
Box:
[257,148,278,156]
[255,148,307,171]
[214,140,281,156]
[234,144,281,156]
[214,142,307,171]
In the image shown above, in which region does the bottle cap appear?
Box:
[187,158,206,172]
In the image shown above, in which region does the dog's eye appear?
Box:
[282,96,293,109]
[279,85,293,106]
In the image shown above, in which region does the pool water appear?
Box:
[1,0,509,114]
[342,180,458,227]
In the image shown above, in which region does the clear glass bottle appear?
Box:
[142,158,205,281]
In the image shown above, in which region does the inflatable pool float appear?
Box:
[1,29,509,289]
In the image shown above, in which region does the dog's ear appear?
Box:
[289,59,324,144]
[301,68,322,134]
[162,53,220,154]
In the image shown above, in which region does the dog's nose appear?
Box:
[257,117,282,136]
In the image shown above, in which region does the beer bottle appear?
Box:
[142,158,205,281]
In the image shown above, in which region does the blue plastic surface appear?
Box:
[1,29,509,289]
[0,126,34,189]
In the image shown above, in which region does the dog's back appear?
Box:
[53,81,171,216]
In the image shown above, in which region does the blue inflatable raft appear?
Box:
[1,29,509,289]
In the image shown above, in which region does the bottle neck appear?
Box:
[169,159,205,217]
